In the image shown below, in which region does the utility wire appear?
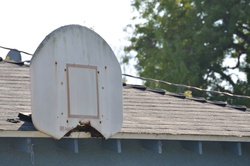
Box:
[0,45,33,56]
[123,74,250,100]
[1,45,248,100]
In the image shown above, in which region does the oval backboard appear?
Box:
[30,25,123,139]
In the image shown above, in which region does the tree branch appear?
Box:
[229,53,243,69]
[212,66,236,87]
[235,30,250,43]
[231,43,247,54]
[239,23,250,32]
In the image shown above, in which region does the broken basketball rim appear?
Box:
[30,25,123,139]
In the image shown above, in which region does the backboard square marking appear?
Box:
[66,64,99,119]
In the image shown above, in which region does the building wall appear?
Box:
[0,138,249,166]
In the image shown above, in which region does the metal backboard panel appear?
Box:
[30,25,123,139]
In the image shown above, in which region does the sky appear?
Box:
[0,0,141,84]
[1,1,244,87]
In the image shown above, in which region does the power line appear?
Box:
[0,45,32,56]
[123,74,250,100]
[1,44,248,100]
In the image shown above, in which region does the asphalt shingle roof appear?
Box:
[1,61,250,140]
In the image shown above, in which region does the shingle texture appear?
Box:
[122,87,250,137]
[1,61,250,138]
[0,62,35,131]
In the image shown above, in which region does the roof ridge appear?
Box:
[123,83,248,112]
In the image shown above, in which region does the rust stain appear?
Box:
[64,121,104,138]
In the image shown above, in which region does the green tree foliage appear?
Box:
[124,0,250,106]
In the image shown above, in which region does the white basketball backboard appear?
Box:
[30,25,123,139]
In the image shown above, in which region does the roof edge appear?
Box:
[1,131,250,142]
[0,131,91,138]
[111,133,250,142]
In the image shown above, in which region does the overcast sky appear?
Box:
[0,0,141,83]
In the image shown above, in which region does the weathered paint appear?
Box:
[30,25,123,139]
[2,131,250,143]
[1,138,250,166]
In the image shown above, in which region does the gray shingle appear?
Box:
[1,61,250,139]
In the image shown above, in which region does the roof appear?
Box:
[1,61,250,142]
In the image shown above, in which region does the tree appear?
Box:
[123,0,250,106]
